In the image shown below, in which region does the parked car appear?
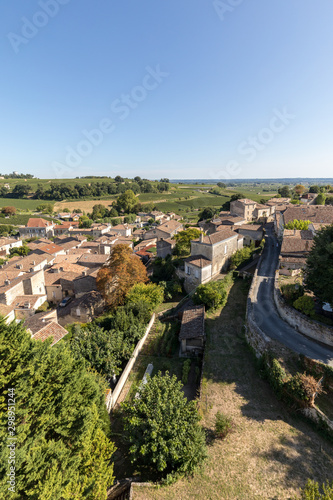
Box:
[59,297,72,308]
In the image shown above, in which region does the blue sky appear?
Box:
[1,0,333,180]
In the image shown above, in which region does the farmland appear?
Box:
[0,177,280,221]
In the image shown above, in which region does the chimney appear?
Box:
[32,261,36,266]
[82,271,87,276]
[4,279,10,285]
[60,267,64,272]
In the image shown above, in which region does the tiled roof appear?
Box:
[27,218,53,228]
[13,295,45,308]
[281,237,314,255]
[201,228,238,245]
[77,254,109,264]
[236,199,257,205]
[185,255,212,268]
[236,224,264,231]
[6,254,48,272]
[0,237,20,247]
[38,243,64,255]
[283,206,333,225]
[158,220,183,233]
[179,305,205,340]
[32,322,68,345]
[44,270,82,285]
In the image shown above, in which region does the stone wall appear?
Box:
[107,314,155,412]
[273,272,333,347]
[245,254,271,357]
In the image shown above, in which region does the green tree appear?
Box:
[12,183,32,197]
[305,225,333,307]
[122,372,206,481]
[193,280,228,310]
[294,184,306,196]
[315,193,326,205]
[0,319,115,499]
[126,283,164,312]
[79,215,93,228]
[293,295,315,318]
[309,185,320,193]
[116,189,138,213]
[9,244,29,257]
[217,182,226,188]
[284,219,311,230]
[173,228,202,256]
[278,185,291,197]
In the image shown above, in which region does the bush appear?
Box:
[296,479,333,499]
[281,283,304,304]
[193,274,233,310]
[126,282,164,312]
[230,246,253,270]
[293,295,315,318]
[182,359,191,384]
[284,372,322,407]
[215,412,233,439]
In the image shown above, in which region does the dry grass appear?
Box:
[54,199,116,212]
[132,280,333,500]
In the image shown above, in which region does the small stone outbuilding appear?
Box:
[179,305,205,355]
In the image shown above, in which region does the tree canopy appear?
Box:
[278,185,291,197]
[97,244,148,308]
[122,372,206,481]
[116,189,138,214]
[126,282,164,312]
[305,225,333,307]
[284,219,311,230]
[0,318,115,499]
[173,228,202,256]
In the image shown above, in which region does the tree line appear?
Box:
[0,178,170,201]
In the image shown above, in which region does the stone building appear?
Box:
[179,305,205,355]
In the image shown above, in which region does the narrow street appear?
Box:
[252,225,333,366]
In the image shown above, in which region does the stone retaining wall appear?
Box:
[273,272,333,347]
[107,314,155,412]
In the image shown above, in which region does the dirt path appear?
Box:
[133,279,333,500]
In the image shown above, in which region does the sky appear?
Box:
[1,0,333,180]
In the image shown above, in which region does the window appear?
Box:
[186,265,191,275]
[195,269,199,278]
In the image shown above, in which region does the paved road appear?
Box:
[251,225,333,366]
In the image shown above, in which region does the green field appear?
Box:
[0,199,46,211]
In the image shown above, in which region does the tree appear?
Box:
[199,207,218,221]
[293,295,315,318]
[122,372,206,481]
[91,204,107,220]
[36,203,54,215]
[96,244,148,308]
[79,215,92,228]
[278,186,291,197]
[217,182,226,188]
[114,176,124,182]
[305,225,333,307]
[326,196,333,206]
[126,283,164,312]
[116,189,138,214]
[315,193,326,205]
[309,185,320,193]
[222,192,245,211]
[0,319,115,499]
[294,184,306,196]
[69,324,128,378]
[9,244,29,257]
[284,219,311,230]
[1,206,16,216]
[173,228,202,256]
[12,183,32,197]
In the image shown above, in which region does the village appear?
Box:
[1,190,332,353]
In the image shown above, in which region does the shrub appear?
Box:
[284,372,322,407]
[215,412,233,439]
[182,359,191,384]
[296,479,333,499]
[193,274,233,310]
[230,246,253,269]
[293,295,315,318]
[281,283,304,304]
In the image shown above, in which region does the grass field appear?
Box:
[132,280,333,500]
[0,199,46,211]
[0,179,279,222]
